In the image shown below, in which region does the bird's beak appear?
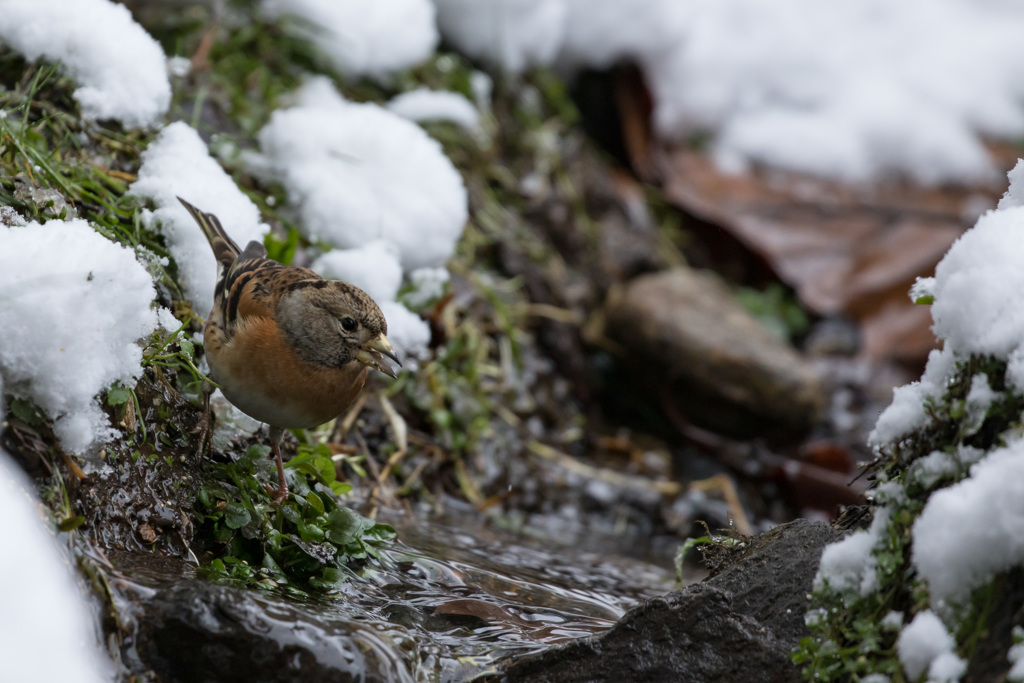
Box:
[356,333,401,378]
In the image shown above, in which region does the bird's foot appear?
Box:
[194,409,212,460]
[265,482,289,505]
[194,382,214,460]
[268,428,289,505]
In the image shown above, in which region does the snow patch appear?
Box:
[998,159,1024,210]
[859,676,891,683]
[128,122,270,317]
[913,438,1024,607]
[881,611,904,631]
[928,651,967,683]
[1009,626,1024,681]
[255,77,467,272]
[433,0,1024,185]
[311,241,404,304]
[963,373,997,435]
[869,347,957,447]
[910,451,958,490]
[0,219,169,452]
[910,277,936,303]
[432,0,566,74]
[260,0,437,78]
[0,0,170,128]
[814,507,890,599]
[387,88,480,130]
[898,610,958,681]
[0,452,109,682]
[930,206,1024,359]
[404,266,450,310]
[379,300,431,368]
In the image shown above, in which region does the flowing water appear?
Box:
[99,503,690,682]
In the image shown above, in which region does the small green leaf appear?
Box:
[106,386,131,406]
[224,503,251,530]
[231,562,253,579]
[314,455,337,485]
[298,522,326,543]
[9,399,42,426]
[325,507,371,545]
[245,444,272,462]
[365,523,397,542]
[305,491,325,516]
[179,339,194,360]
[330,481,353,496]
[264,225,301,265]
[213,522,235,543]
[57,515,86,532]
[913,294,935,305]
[280,504,302,526]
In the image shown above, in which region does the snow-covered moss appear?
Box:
[797,165,1024,681]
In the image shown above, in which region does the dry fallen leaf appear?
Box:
[658,148,1017,361]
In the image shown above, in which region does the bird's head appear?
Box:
[278,280,401,377]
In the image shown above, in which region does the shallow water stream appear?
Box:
[101,503,687,681]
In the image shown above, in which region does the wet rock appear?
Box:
[499,518,842,683]
[135,578,413,683]
[604,267,825,436]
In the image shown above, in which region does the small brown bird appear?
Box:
[178,198,400,502]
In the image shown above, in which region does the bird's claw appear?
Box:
[194,410,212,460]
[264,482,289,505]
[195,381,214,460]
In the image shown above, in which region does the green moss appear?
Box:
[734,283,809,343]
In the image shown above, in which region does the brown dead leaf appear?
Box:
[433,598,521,625]
[612,62,656,181]
[658,148,1016,361]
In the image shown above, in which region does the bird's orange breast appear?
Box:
[206,316,367,429]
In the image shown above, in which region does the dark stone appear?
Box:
[604,267,825,437]
[135,579,407,683]
[500,519,843,683]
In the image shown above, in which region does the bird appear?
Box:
[178,197,400,503]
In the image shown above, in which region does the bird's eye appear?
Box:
[341,316,358,332]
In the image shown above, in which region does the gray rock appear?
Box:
[604,267,825,436]
[500,518,843,683]
[134,578,415,683]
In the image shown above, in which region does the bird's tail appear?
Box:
[177,197,240,267]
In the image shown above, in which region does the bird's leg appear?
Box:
[194,381,213,459]
[267,425,289,504]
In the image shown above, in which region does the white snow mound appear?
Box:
[311,241,404,304]
[387,88,480,130]
[256,77,468,271]
[432,0,566,74]
[379,300,431,367]
[0,0,170,128]
[0,452,109,682]
[129,122,270,317]
[897,610,958,681]
[913,438,1024,607]
[432,0,1024,185]
[0,219,170,452]
[260,0,437,78]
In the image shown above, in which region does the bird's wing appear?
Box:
[219,256,321,327]
[176,197,324,334]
